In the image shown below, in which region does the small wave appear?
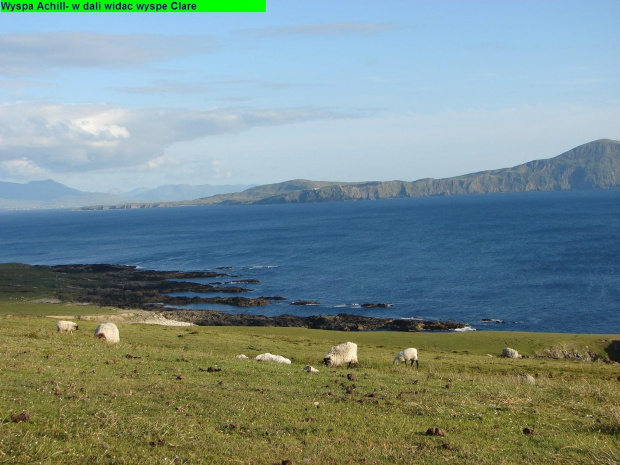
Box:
[243,265,278,270]
[453,326,476,332]
[291,300,321,306]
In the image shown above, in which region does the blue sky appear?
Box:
[0,0,618,191]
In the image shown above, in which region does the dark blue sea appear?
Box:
[1,190,618,334]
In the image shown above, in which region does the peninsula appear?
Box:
[81,138,620,210]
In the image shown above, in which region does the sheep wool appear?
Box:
[323,342,358,367]
[517,373,536,385]
[255,353,291,364]
[56,320,79,333]
[502,347,521,358]
[394,348,419,368]
[94,323,120,344]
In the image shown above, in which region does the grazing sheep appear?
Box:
[255,353,291,364]
[56,320,78,333]
[502,347,521,358]
[303,365,319,373]
[394,348,419,368]
[323,342,358,368]
[94,323,120,344]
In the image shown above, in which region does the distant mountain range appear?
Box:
[1,139,618,210]
[0,182,253,210]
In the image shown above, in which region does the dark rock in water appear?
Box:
[361,303,392,308]
[164,296,269,307]
[42,264,244,309]
[163,310,466,332]
[14,264,467,332]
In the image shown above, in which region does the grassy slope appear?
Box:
[1,307,619,465]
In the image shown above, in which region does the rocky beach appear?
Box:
[5,263,466,332]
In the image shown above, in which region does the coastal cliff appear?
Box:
[80,139,620,210]
[234,139,620,204]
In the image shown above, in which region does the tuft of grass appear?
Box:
[538,342,606,362]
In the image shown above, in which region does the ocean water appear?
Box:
[0,189,618,334]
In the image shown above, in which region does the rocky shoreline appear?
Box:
[28,263,467,332]
[158,310,465,332]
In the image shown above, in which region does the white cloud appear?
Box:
[0,101,351,177]
[145,156,171,170]
[237,22,399,39]
[116,81,213,95]
[0,157,48,180]
[0,32,217,76]
[209,159,233,179]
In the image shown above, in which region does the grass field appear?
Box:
[1,299,619,464]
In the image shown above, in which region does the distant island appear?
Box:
[81,138,619,210]
[2,139,618,210]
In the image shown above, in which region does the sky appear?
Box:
[0,0,618,192]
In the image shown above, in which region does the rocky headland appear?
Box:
[2,263,466,332]
[78,139,620,210]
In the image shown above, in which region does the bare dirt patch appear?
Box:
[46,310,194,327]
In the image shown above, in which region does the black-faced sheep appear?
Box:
[57,320,78,333]
[394,348,418,368]
[323,342,358,367]
[94,323,120,344]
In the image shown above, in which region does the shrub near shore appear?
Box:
[1,311,619,464]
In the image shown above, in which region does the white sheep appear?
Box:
[517,373,536,385]
[394,348,419,368]
[235,354,248,359]
[303,365,319,373]
[94,323,120,344]
[502,347,521,358]
[255,353,291,364]
[323,342,358,367]
[56,320,78,333]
